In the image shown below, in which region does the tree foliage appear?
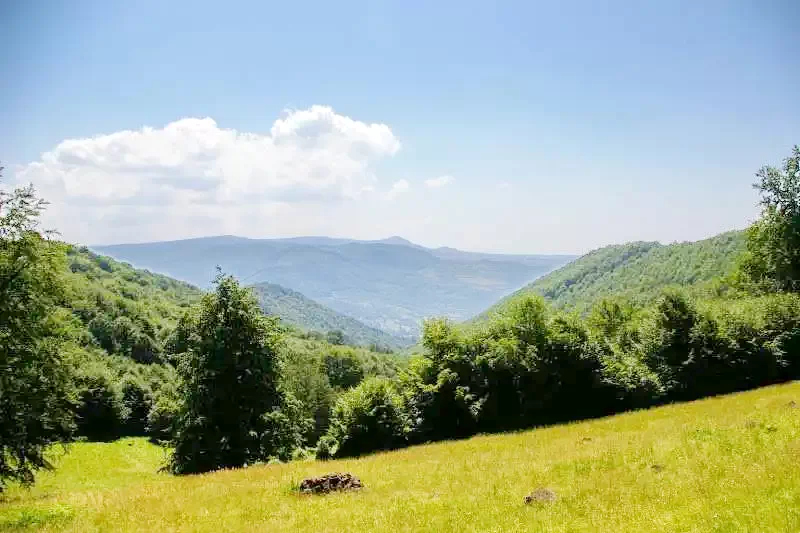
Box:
[168,274,297,474]
[322,377,407,458]
[278,335,403,444]
[320,288,800,459]
[740,146,800,291]
[0,177,74,491]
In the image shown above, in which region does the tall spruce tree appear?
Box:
[169,274,294,474]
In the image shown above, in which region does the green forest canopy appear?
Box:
[479,230,746,319]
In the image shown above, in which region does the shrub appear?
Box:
[259,394,311,462]
[324,378,407,458]
[146,384,181,443]
[120,374,152,435]
[73,359,126,441]
[323,350,364,389]
[401,318,479,443]
[315,435,338,460]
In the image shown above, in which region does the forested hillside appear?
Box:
[2,237,404,459]
[480,231,745,318]
[63,246,203,363]
[250,282,413,349]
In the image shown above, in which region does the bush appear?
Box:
[637,291,800,401]
[146,383,181,443]
[315,435,338,460]
[259,394,311,462]
[120,374,152,435]
[401,318,479,443]
[326,330,345,345]
[323,350,364,389]
[277,340,336,444]
[73,359,126,441]
[324,378,407,458]
[403,299,617,442]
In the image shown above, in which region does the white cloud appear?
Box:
[424,175,455,188]
[12,106,402,244]
[387,179,410,199]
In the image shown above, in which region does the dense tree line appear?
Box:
[315,284,800,460]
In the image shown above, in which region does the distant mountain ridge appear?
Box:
[477,230,746,319]
[250,281,412,349]
[94,236,574,337]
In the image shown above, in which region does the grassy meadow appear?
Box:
[2,382,799,532]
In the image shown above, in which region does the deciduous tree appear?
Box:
[0,169,74,490]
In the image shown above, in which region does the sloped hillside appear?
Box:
[250,282,413,349]
[480,231,745,317]
[63,246,203,362]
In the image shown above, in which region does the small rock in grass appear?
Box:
[651,464,665,473]
[299,473,363,494]
[524,488,557,504]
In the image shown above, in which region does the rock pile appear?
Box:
[299,473,363,494]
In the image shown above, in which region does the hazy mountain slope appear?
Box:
[94,237,574,336]
[479,231,746,317]
[250,282,412,348]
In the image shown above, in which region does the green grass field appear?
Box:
[2,382,799,532]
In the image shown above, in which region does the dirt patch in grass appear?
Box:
[524,488,557,504]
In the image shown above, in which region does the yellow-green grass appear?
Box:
[3,383,799,532]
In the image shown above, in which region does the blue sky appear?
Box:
[1,0,798,254]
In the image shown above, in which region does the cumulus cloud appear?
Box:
[424,175,455,188]
[12,106,402,243]
[387,179,410,199]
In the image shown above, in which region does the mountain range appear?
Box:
[93,236,575,338]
